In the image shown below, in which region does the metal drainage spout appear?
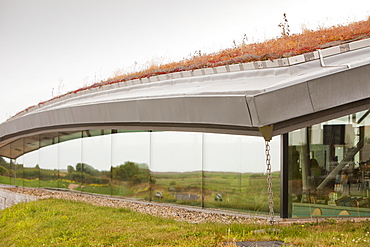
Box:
[258,124,273,141]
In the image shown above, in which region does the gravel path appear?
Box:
[3,186,369,226]
[1,186,268,225]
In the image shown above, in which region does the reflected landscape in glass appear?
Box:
[0,130,281,216]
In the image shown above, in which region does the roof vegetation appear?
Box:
[105,17,370,84]
[10,17,370,119]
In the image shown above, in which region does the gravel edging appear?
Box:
[1,186,268,225]
[5,187,370,225]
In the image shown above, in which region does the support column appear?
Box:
[301,128,311,193]
[281,133,290,218]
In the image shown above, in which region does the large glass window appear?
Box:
[150,132,202,206]
[0,129,280,217]
[58,132,83,191]
[0,153,11,185]
[39,144,59,188]
[11,139,24,187]
[81,130,112,195]
[203,134,280,215]
[22,136,40,188]
[111,131,150,199]
[288,109,370,217]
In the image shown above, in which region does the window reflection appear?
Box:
[81,134,111,195]
[0,129,281,217]
[203,134,280,214]
[39,144,59,188]
[58,132,82,191]
[11,139,24,187]
[0,154,11,185]
[111,132,150,199]
[150,132,202,206]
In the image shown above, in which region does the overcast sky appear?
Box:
[1,0,369,122]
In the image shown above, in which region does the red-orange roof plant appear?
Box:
[9,17,370,120]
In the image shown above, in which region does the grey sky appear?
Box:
[1,0,369,122]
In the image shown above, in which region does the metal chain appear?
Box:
[265,140,275,225]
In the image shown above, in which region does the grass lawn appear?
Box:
[1,199,370,246]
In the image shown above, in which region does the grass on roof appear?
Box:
[9,17,370,119]
[105,17,370,85]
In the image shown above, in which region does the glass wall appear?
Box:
[58,132,82,191]
[203,134,280,214]
[81,130,112,195]
[151,132,202,206]
[11,139,24,187]
[22,136,40,188]
[39,133,59,188]
[288,109,370,217]
[0,145,11,185]
[111,131,150,199]
[39,144,59,188]
[0,130,280,216]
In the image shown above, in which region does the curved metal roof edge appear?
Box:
[0,37,369,160]
[7,38,370,122]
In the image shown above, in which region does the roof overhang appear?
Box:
[1,39,369,158]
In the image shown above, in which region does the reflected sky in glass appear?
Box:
[112,132,150,168]
[82,134,111,171]
[17,132,280,173]
[151,132,202,172]
[39,145,58,170]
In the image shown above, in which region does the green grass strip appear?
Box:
[1,199,370,246]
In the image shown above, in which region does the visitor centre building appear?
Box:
[0,38,369,219]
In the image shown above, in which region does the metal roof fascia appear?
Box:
[1,38,370,154]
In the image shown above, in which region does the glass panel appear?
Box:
[24,135,40,154]
[203,133,243,210]
[59,131,82,143]
[58,132,82,191]
[22,136,40,187]
[111,132,150,199]
[11,139,24,186]
[80,131,111,195]
[289,109,370,217]
[83,129,111,138]
[150,132,202,206]
[22,150,40,187]
[0,150,12,185]
[40,132,59,148]
[0,143,11,158]
[203,133,280,215]
[39,144,59,188]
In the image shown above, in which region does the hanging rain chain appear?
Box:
[265,140,275,225]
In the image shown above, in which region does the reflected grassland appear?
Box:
[0,162,280,214]
[22,165,39,188]
[151,171,202,206]
[203,172,280,213]
[149,171,280,213]
[0,174,11,185]
[0,167,281,214]
[110,162,151,199]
